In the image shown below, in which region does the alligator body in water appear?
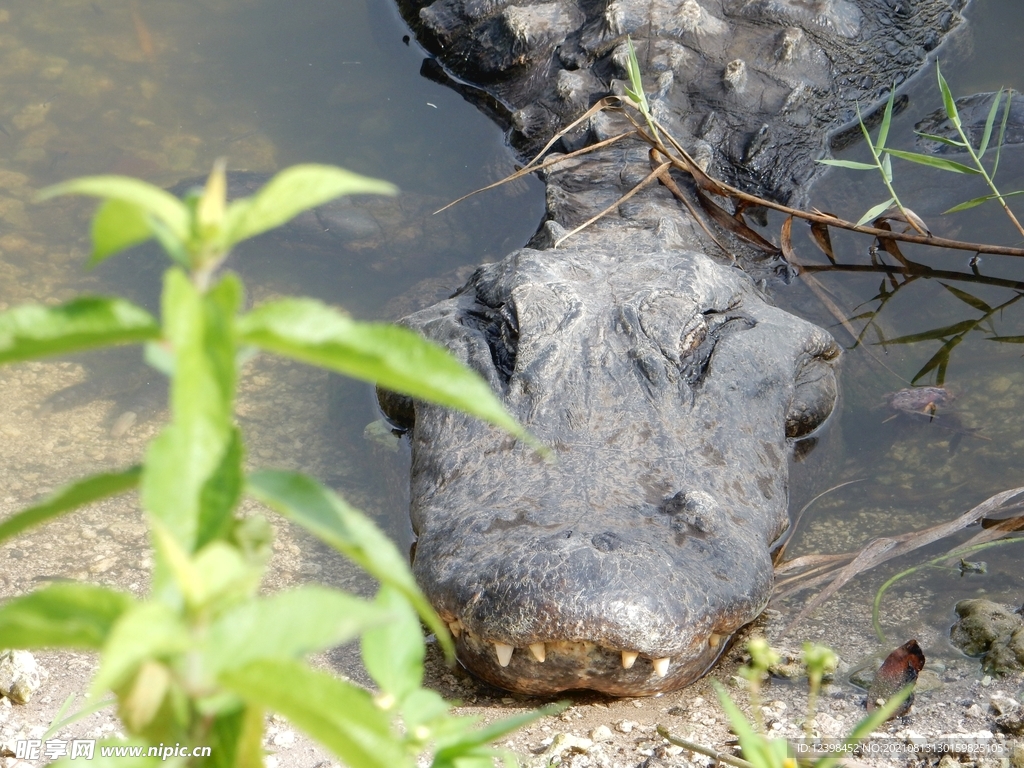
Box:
[379,0,969,695]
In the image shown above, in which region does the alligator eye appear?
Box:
[786,335,840,439]
[463,301,519,384]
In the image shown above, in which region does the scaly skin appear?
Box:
[382,0,968,694]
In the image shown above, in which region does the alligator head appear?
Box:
[381,242,839,695]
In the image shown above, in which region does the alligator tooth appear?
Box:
[621,651,639,669]
[529,642,546,662]
[494,642,514,667]
[652,657,671,677]
[448,620,462,638]
[709,633,722,649]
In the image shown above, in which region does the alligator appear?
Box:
[377,0,969,695]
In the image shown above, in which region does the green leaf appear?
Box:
[245,470,453,660]
[432,704,565,767]
[936,61,961,129]
[204,586,394,675]
[224,164,396,247]
[817,159,877,170]
[220,659,411,768]
[0,583,134,649]
[884,148,981,174]
[912,335,963,386]
[237,298,536,448]
[881,152,893,183]
[361,586,424,703]
[978,89,1004,157]
[0,297,159,365]
[142,271,238,551]
[624,36,649,114]
[196,426,244,549]
[876,87,896,151]
[713,682,783,768]
[913,131,967,148]
[90,199,155,265]
[944,189,1024,214]
[857,197,895,227]
[993,90,1014,178]
[92,602,191,694]
[941,283,993,313]
[39,175,190,245]
[986,335,1024,343]
[0,466,141,546]
[817,686,914,768]
[881,319,978,345]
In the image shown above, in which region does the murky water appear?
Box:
[0,0,1020,664]
[778,1,1024,641]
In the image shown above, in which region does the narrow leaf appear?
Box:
[0,466,141,546]
[237,298,536,448]
[944,189,1024,214]
[986,335,1024,343]
[857,197,895,227]
[90,199,154,265]
[204,586,394,674]
[224,165,396,247]
[941,283,993,313]
[816,159,876,171]
[0,584,135,649]
[911,336,963,385]
[245,470,453,660]
[993,90,1014,178]
[433,704,566,762]
[884,148,980,174]
[978,89,1004,157]
[221,659,411,768]
[937,61,960,128]
[0,297,159,365]
[876,88,896,150]
[38,176,189,243]
[881,152,893,183]
[913,131,967,148]
[882,319,978,345]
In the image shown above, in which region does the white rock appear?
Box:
[615,719,636,734]
[589,725,613,742]
[0,651,44,704]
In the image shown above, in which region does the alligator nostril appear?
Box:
[660,490,718,535]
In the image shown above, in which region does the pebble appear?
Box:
[990,694,1020,716]
[271,729,296,747]
[616,719,636,734]
[0,651,44,704]
[589,725,612,742]
[109,410,137,438]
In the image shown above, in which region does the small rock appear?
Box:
[981,675,993,687]
[1011,742,1024,768]
[937,755,960,768]
[271,729,295,747]
[0,650,44,704]
[965,703,986,719]
[589,725,612,742]
[616,719,636,734]
[989,694,1021,716]
[996,710,1024,736]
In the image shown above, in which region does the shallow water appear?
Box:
[0,0,1021,666]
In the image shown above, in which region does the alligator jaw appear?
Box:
[448,632,729,697]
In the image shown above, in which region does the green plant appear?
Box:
[819,62,1024,237]
[0,162,554,766]
[706,641,910,768]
